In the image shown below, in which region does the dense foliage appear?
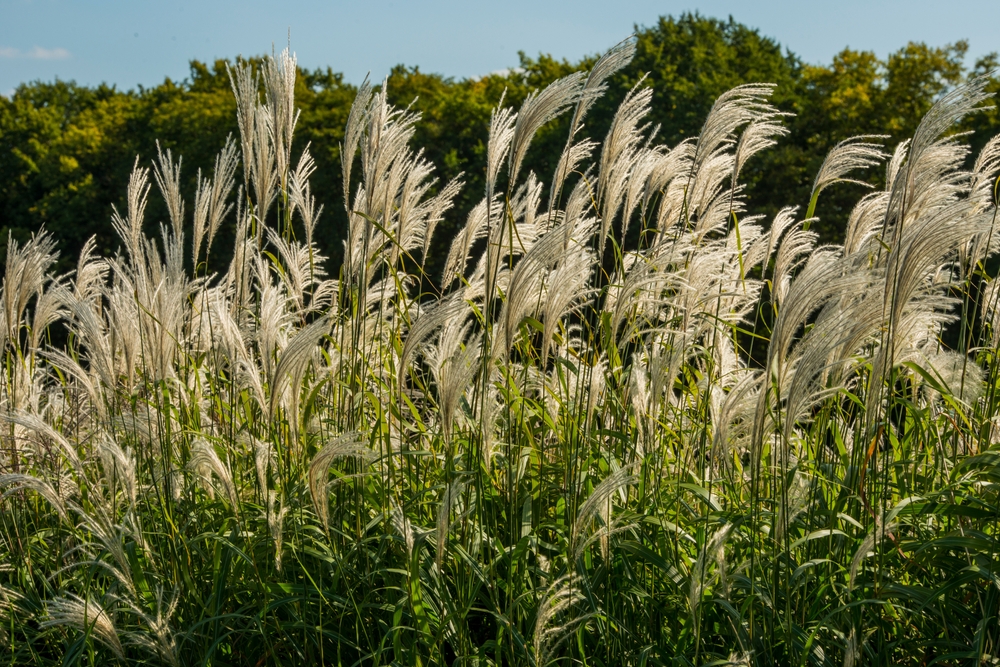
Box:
[2,14,998,280]
[3,14,1000,667]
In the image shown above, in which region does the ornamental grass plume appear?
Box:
[307,431,368,530]
[532,574,586,667]
[192,135,238,267]
[41,595,124,660]
[805,135,889,223]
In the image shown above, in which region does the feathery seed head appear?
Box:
[42,595,124,660]
[486,95,517,197]
[152,142,185,244]
[811,136,889,200]
[509,73,586,187]
[188,438,238,510]
[308,432,369,530]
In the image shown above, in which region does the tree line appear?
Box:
[2,13,998,284]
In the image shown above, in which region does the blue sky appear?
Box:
[1,0,998,97]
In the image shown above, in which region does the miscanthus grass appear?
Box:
[2,42,1000,666]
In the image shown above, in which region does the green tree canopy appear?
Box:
[2,12,997,279]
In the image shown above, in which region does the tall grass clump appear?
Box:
[3,42,1000,666]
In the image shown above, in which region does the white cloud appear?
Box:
[488,67,525,77]
[29,46,70,60]
[0,46,71,60]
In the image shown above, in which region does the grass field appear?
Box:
[2,42,1000,665]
